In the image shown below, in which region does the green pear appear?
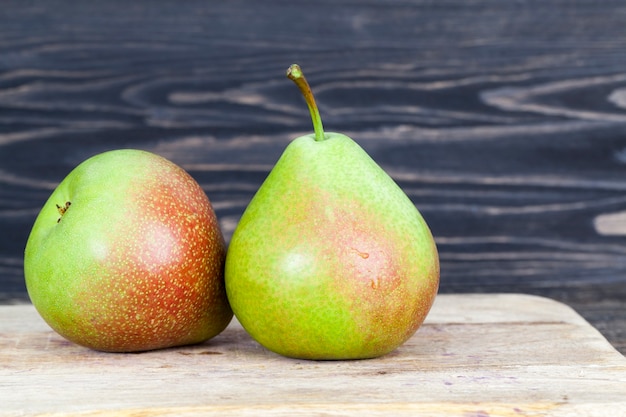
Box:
[225,65,439,360]
[24,149,232,352]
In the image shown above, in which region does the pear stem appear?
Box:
[287,64,326,142]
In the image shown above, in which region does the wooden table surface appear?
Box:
[1,0,625,355]
[3,294,626,416]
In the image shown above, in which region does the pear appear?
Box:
[225,64,439,360]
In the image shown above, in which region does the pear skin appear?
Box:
[25,150,232,352]
[225,131,439,360]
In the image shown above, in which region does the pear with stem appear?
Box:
[225,64,439,360]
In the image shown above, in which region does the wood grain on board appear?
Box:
[1,294,625,416]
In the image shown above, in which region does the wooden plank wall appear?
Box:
[0,1,625,352]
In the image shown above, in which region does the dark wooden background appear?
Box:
[1,1,625,353]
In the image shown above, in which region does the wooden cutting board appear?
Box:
[1,294,625,416]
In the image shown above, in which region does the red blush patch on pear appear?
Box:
[80,167,223,352]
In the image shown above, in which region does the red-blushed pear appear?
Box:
[24,149,232,352]
[225,65,440,360]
